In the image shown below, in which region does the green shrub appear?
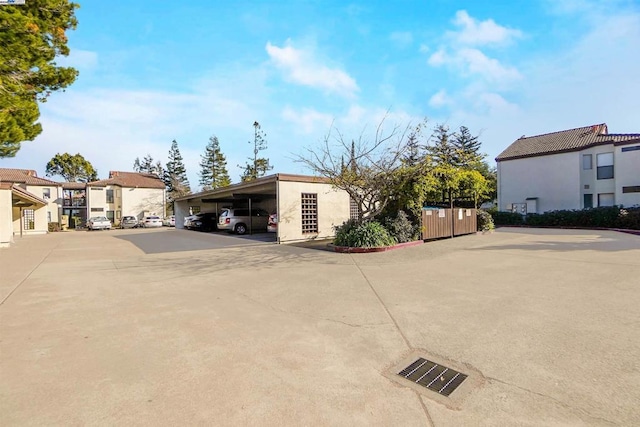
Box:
[333,219,359,246]
[491,211,524,225]
[477,210,495,232]
[524,206,640,230]
[383,210,417,243]
[334,220,397,248]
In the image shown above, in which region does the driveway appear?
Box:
[1,228,639,426]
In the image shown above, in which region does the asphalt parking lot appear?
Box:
[1,227,639,426]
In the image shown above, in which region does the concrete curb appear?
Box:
[333,239,424,253]
[496,225,640,236]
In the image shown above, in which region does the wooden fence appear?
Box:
[422,208,477,240]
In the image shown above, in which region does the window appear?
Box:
[47,211,52,223]
[582,154,592,170]
[596,153,614,180]
[106,189,114,203]
[91,207,104,212]
[189,206,201,214]
[622,186,640,193]
[301,193,318,234]
[621,145,640,152]
[583,194,593,209]
[23,209,35,230]
[43,188,51,199]
[350,198,361,220]
[598,193,615,207]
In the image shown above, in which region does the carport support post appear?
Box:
[19,207,23,237]
[248,197,253,235]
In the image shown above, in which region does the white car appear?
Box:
[141,216,163,228]
[163,215,175,227]
[87,216,112,231]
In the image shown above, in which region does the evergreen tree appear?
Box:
[165,140,190,200]
[133,154,163,176]
[1,1,79,158]
[240,121,272,182]
[46,152,98,182]
[452,126,483,167]
[199,135,231,190]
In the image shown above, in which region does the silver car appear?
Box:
[217,208,269,235]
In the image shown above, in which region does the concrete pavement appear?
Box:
[1,227,639,426]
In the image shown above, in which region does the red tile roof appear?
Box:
[88,171,166,189]
[6,184,48,206]
[0,168,61,186]
[496,124,640,161]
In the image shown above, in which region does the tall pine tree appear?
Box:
[133,154,164,176]
[240,121,272,182]
[165,140,191,202]
[199,135,231,190]
[452,126,483,167]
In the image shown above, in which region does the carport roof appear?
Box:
[174,173,330,202]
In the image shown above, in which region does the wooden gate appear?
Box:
[422,208,477,240]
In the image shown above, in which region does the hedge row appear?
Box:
[490,206,640,230]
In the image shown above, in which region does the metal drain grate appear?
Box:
[398,358,467,397]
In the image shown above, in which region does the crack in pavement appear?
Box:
[486,376,620,426]
[1,241,61,306]
[349,255,435,427]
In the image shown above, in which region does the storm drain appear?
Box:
[398,358,467,397]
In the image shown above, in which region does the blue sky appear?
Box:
[3,0,639,189]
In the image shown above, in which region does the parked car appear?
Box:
[189,212,218,232]
[163,215,175,227]
[120,216,139,229]
[218,208,269,235]
[184,215,196,229]
[267,213,278,233]
[141,216,163,228]
[87,216,111,231]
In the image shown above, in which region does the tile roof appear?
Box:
[496,124,640,161]
[0,168,62,186]
[61,182,87,190]
[88,171,166,189]
[7,184,48,206]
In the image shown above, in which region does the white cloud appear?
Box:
[389,31,413,48]
[451,10,522,46]
[428,89,452,108]
[266,40,359,97]
[458,48,521,81]
[419,44,430,53]
[427,49,448,66]
[282,107,333,134]
[428,47,520,83]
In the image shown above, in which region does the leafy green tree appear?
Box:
[45,153,98,182]
[240,121,272,182]
[1,0,79,158]
[165,139,190,201]
[199,135,230,190]
[133,154,164,176]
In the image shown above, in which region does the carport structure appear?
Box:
[173,174,351,243]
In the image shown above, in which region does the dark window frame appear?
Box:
[106,189,114,203]
[583,194,593,209]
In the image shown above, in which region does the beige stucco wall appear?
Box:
[25,185,61,223]
[615,144,640,207]
[121,187,165,220]
[0,188,13,247]
[11,204,48,236]
[579,145,617,207]
[497,152,581,213]
[277,180,350,243]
